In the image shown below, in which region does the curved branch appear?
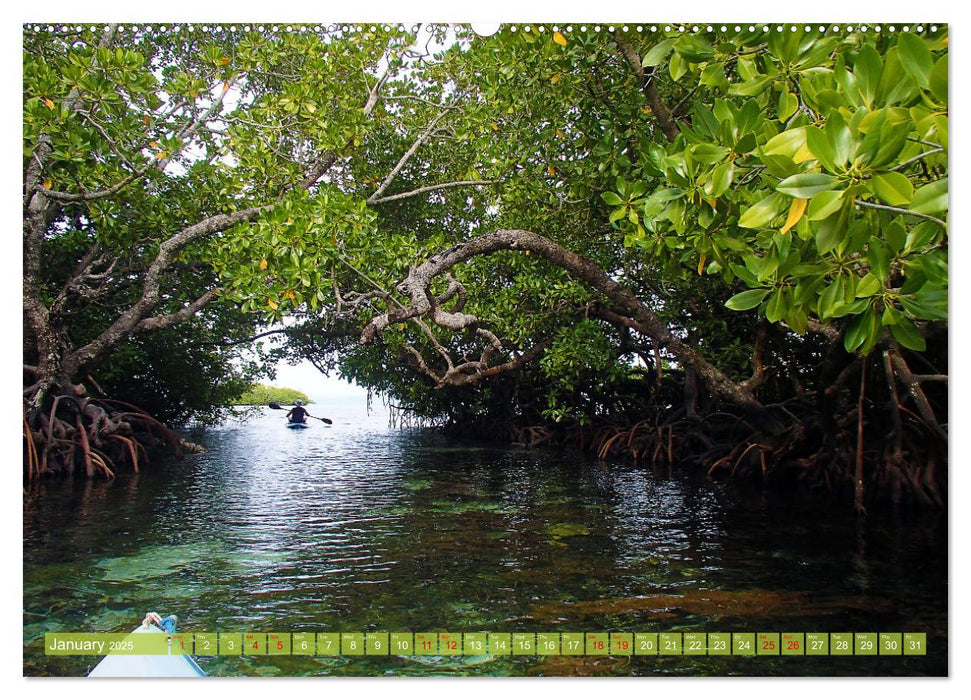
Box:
[362,229,762,408]
[64,207,267,375]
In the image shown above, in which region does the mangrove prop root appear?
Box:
[24,394,186,480]
[75,414,94,478]
[490,374,946,506]
[23,416,38,481]
[854,362,867,515]
[107,434,138,473]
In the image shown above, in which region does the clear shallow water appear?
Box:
[24,404,947,676]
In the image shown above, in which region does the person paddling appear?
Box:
[286,400,309,424]
[268,400,333,424]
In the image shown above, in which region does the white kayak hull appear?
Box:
[88,624,206,677]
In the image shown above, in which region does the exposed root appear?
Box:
[24,393,195,481]
[23,415,38,481]
[451,350,946,509]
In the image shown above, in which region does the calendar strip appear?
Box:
[45,631,927,656]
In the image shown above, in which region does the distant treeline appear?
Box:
[237,383,311,406]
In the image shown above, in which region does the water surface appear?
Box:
[23,402,947,676]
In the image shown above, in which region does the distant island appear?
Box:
[237,383,312,406]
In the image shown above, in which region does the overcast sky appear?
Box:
[271,358,370,404]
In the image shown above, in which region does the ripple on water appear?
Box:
[23,408,948,676]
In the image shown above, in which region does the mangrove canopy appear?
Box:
[23,23,947,508]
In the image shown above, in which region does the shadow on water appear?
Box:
[24,407,947,676]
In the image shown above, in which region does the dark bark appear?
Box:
[616,39,680,143]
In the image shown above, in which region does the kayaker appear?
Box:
[286,400,309,424]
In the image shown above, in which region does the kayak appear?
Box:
[286,421,309,429]
[88,624,206,677]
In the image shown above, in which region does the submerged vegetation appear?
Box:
[23,23,947,509]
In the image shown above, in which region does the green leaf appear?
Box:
[870,172,914,206]
[674,34,715,63]
[674,35,716,63]
[890,317,926,351]
[897,32,934,86]
[777,89,798,122]
[765,289,788,323]
[882,305,903,326]
[827,111,856,167]
[911,178,948,215]
[729,76,773,97]
[649,188,684,203]
[669,52,687,81]
[901,286,948,321]
[690,144,729,164]
[858,109,888,161]
[905,221,942,252]
[785,306,808,334]
[818,278,842,318]
[705,162,735,198]
[730,263,760,287]
[930,55,948,104]
[878,47,918,105]
[885,220,906,254]
[738,193,783,229]
[814,209,846,256]
[855,273,882,298]
[725,288,769,311]
[777,172,839,199]
[867,240,892,282]
[761,154,800,179]
[807,190,844,221]
[763,127,807,158]
[642,39,676,67]
[869,119,912,170]
[805,126,837,172]
[844,308,880,354]
[853,45,883,107]
[601,191,623,206]
[794,276,825,305]
[831,298,869,318]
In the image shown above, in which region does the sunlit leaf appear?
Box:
[725,288,769,311]
[781,198,808,234]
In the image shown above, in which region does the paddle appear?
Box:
[268,402,333,424]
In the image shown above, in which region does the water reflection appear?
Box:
[24,406,946,676]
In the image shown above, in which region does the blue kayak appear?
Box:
[286,421,310,429]
[88,624,206,677]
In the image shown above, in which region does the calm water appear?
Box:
[23,403,948,676]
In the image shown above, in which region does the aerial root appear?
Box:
[24,395,180,480]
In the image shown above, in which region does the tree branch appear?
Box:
[856,199,947,228]
[295,61,391,191]
[64,206,268,375]
[888,348,947,439]
[615,38,680,143]
[362,229,762,408]
[367,103,455,204]
[368,180,497,205]
[133,288,222,332]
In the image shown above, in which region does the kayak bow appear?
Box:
[88,624,206,677]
